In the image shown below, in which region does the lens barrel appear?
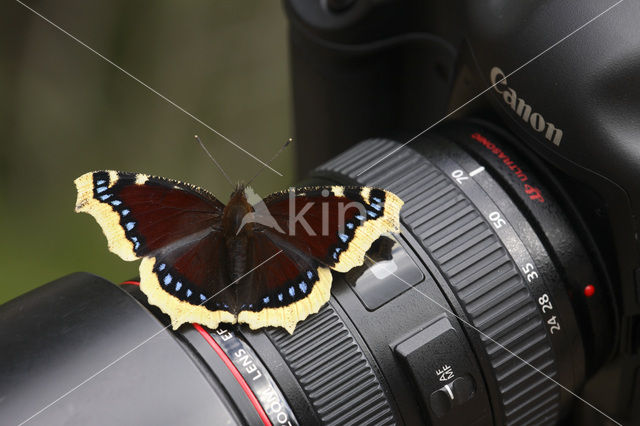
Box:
[0,120,616,425]
[295,118,615,425]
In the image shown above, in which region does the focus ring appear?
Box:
[315,139,559,425]
[266,304,395,425]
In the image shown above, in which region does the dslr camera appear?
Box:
[2,1,639,425]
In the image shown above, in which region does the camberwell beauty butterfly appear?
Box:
[75,171,403,333]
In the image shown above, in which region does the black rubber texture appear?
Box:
[266,304,395,426]
[316,139,560,425]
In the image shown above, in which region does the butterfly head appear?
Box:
[222,185,253,236]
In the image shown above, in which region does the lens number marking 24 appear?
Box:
[523,263,561,335]
[538,292,561,335]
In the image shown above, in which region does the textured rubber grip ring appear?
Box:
[267,304,395,425]
[316,139,560,425]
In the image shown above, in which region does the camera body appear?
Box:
[286,0,640,423]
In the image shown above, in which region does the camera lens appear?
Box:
[297,118,616,425]
[211,118,615,425]
[1,119,617,425]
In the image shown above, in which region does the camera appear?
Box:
[2,1,638,425]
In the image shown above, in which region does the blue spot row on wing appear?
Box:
[327,189,387,266]
[92,172,146,255]
[256,268,318,311]
[150,261,320,313]
[364,190,386,219]
[152,259,233,311]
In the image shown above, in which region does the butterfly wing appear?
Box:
[260,186,403,272]
[235,231,332,333]
[75,170,235,329]
[235,185,403,333]
[138,237,236,330]
[75,170,226,259]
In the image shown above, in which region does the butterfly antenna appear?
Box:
[247,138,293,186]
[194,135,234,188]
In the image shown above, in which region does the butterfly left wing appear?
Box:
[75,170,236,329]
[236,185,403,333]
[75,170,226,260]
[138,235,237,330]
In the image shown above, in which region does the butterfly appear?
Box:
[75,170,403,333]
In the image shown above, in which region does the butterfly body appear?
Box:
[221,186,255,283]
[75,170,403,333]
[222,186,253,236]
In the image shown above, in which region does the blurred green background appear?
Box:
[0,2,293,304]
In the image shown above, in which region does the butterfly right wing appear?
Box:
[257,186,403,272]
[235,185,403,333]
[235,230,332,334]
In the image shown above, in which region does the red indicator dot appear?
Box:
[584,284,595,297]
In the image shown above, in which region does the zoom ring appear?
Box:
[317,139,560,425]
[267,304,395,426]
